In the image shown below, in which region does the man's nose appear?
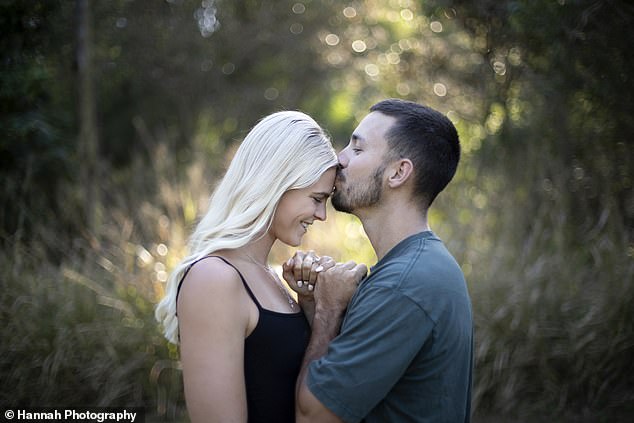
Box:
[338,148,349,167]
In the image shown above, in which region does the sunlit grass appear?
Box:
[1,133,632,422]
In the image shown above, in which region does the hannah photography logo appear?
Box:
[2,408,143,422]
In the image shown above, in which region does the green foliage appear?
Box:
[0,0,75,243]
[1,0,633,421]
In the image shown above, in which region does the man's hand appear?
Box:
[314,261,368,314]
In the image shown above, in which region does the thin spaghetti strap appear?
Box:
[175,255,262,314]
[210,256,262,309]
[175,255,215,311]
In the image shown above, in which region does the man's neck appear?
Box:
[357,199,430,261]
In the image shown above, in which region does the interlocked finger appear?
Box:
[302,252,318,286]
[315,256,335,272]
[291,251,307,285]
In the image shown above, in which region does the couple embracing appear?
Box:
[155,99,473,423]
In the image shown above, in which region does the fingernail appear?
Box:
[315,266,324,272]
[297,281,303,287]
[308,285,314,291]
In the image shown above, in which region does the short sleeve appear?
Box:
[307,285,433,423]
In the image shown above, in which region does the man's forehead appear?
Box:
[352,111,396,143]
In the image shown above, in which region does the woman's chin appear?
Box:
[280,235,302,247]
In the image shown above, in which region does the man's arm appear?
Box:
[296,302,346,422]
[295,262,367,422]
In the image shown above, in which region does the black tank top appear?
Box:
[176,256,310,422]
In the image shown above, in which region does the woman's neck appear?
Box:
[232,233,276,265]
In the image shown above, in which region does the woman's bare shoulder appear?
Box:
[177,256,245,309]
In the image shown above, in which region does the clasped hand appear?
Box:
[283,250,368,310]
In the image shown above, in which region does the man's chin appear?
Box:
[332,194,354,214]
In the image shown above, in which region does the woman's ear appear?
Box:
[387,159,414,188]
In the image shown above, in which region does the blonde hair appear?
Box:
[155,111,338,344]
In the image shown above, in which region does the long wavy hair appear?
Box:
[155,111,338,344]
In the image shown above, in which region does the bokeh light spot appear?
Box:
[433,83,447,96]
[398,39,412,51]
[508,47,522,66]
[157,243,168,256]
[292,3,306,14]
[290,23,303,34]
[343,7,357,18]
[195,0,220,38]
[400,9,414,21]
[264,87,279,100]
[352,40,367,53]
[430,21,443,33]
[396,82,411,96]
[365,64,379,77]
[493,61,506,75]
[115,17,127,29]
[222,63,235,75]
[444,8,457,19]
[325,33,340,46]
[387,52,400,64]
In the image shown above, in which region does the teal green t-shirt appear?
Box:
[307,231,473,423]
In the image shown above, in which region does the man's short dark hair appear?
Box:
[370,99,460,208]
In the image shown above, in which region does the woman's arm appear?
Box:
[177,258,252,423]
[298,296,316,325]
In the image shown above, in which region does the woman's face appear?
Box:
[271,167,336,246]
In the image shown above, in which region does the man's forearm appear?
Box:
[295,306,345,421]
[296,261,366,422]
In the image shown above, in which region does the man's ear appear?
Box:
[387,159,414,188]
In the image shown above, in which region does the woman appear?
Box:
[155,111,338,422]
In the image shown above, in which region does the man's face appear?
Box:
[332,111,396,214]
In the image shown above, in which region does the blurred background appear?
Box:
[1,0,633,421]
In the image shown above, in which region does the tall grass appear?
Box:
[462,174,634,420]
[0,140,199,418]
[1,132,632,422]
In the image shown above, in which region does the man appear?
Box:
[295,99,473,422]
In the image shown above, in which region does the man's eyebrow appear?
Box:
[351,133,365,144]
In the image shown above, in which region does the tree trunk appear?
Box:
[76,0,100,236]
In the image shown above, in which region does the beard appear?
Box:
[332,164,386,214]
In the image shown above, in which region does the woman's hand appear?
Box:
[283,250,335,299]
[282,251,336,326]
